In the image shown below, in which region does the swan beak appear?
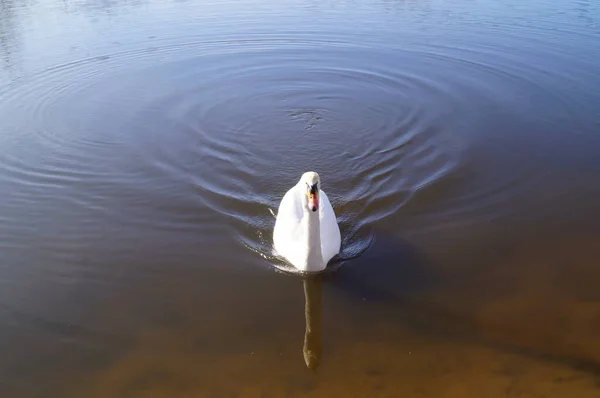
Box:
[307,184,319,212]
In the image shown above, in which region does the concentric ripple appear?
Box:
[68,43,462,270]
[1,0,599,273]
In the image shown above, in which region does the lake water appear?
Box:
[1,0,600,396]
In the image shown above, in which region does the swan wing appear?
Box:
[276,184,302,223]
[318,189,341,263]
[273,184,303,259]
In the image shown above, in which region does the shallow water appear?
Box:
[1,0,600,396]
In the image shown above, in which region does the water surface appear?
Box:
[1,0,600,396]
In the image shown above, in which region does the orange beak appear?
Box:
[308,192,319,212]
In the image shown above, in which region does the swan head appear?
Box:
[300,172,320,213]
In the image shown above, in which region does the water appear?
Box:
[1,0,600,396]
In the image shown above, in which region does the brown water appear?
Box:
[1,0,600,396]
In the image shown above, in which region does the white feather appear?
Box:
[272,172,341,272]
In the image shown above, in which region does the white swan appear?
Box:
[273,172,341,273]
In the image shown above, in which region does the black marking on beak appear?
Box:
[306,183,318,212]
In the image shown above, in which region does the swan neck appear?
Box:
[304,209,323,270]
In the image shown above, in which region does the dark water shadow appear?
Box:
[321,231,600,380]
[323,232,434,303]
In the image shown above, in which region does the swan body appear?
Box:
[273,172,341,273]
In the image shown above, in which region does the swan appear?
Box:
[273,172,341,273]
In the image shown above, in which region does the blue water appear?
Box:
[1,0,600,396]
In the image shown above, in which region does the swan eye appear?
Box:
[306,183,318,196]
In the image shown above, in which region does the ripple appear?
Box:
[0,23,595,271]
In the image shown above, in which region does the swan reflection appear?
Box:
[302,275,322,370]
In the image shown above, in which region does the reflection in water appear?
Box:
[302,275,322,370]
[0,0,600,396]
[0,0,21,78]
